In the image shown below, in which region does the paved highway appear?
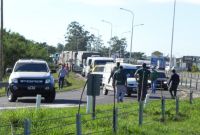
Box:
[0,88,188,110]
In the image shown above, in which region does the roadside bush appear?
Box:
[191,65,199,72]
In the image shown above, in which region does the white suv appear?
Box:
[6,59,56,102]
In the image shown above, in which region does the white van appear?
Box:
[82,57,93,77]
[90,57,114,67]
[102,63,138,96]
[83,57,114,77]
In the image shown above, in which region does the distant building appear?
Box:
[176,56,200,71]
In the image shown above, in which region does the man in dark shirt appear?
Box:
[108,62,120,83]
[168,69,180,99]
[134,63,150,102]
[113,66,127,102]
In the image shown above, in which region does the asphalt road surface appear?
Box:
[0,88,187,110]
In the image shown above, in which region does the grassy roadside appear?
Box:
[0,98,200,134]
[0,72,85,97]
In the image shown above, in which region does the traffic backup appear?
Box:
[6,59,56,102]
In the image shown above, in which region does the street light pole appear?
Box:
[102,20,112,57]
[120,8,134,63]
[170,0,177,69]
[0,0,3,81]
[120,31,131,58]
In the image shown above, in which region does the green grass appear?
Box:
[0,98,200,135]
[53,72,85,92]
[0,72,85,97]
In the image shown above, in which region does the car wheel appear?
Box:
[103,85,108,95]
[7,88,17,102]
[45,90,56,103]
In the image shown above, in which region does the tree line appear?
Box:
[2,21,147,73]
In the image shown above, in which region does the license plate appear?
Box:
[27,86,36,90]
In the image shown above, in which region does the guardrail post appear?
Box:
[189,91,193,104]
[36,95,41,109]
[24,119,31,135]
[161,96,165,121]
[175,97,179,116]
[76,114,82,135]
[139,101,144,126]
[181,77,183,86]
[196,79,198,90]
[190,78,192,88]
[113,107,118,133]
[185,78,187,88]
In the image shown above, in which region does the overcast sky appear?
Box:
[3,0,200,57]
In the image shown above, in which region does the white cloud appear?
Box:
[67,0,128,7]
[149,0,200,4]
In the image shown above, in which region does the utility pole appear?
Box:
[170,0,176,69]
[0,0,3,81]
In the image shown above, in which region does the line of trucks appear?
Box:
[58,51,168,97]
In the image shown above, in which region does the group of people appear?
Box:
[111,62,180,103]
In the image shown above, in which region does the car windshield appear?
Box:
[14,63,48,72]
[94,60,114,65]
[158,72,166,78]
[124,69,137,78]
[93,66,104,72]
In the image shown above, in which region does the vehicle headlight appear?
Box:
[11,78,18,83]
[164,81,167,84]
[45,78,51,84]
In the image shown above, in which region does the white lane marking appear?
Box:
[0,104,84,110]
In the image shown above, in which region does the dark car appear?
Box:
[155,71,168,90]
[149,71,168,90]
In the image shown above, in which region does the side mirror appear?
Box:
[80,64,83,68]
[6,68,12,74]
[51,69,56,74]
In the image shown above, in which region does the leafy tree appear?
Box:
[64,21,94,51]
[98,46,109,57]
[91,35,104,52]
[2,29,53,72]
[152,51,163,57]
[109,36,127,58]
[56,43,64,53]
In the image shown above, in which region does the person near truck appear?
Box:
[108,62,120,83]
[58,64,68,90]
[134,63,151,102]
[168,69,180,99]
[113,66,127,102]
[150,67,158,94]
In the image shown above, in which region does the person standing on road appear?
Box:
[168,69,180,99]
[58,64,68,90]
[113,66,127,102]
[134,63,151,102]
[108,62,120,83]
[150,67,158,94]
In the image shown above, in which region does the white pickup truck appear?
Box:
[102,63,138,96]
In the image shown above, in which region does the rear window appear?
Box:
[94,60,114,65]
[158,72,166,78]
[14,63,48,72]
[93,66,104,72]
